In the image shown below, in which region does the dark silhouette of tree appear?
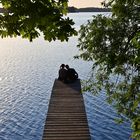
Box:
[0,0,77,41]
[77,0,140,139]
[68,6,77,13]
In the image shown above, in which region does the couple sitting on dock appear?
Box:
[58,64,78,83]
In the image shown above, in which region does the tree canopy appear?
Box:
[0,0,140,139]
[0,0,77,41]
[77,0,140,139]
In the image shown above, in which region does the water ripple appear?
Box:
[0,12,132,140]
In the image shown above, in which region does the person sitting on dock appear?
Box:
[58,64,67,82]
[65,65,78,83]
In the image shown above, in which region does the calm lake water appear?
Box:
[0,12,132,140]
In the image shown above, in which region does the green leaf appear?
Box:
[77,0,140,139]
[0,0,76,41]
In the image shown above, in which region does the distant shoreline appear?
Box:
[0,7,111,13]
[68,7,111,13]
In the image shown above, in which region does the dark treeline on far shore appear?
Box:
[0,7,110,13]
[68,6,111,13]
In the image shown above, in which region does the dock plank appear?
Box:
[42,79,91,140]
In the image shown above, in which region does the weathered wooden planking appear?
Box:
[42,79,91,140]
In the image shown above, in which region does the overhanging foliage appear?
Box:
[0,0,77,41]
[77,0,140,139]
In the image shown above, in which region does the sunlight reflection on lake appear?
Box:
[0,12,131,140]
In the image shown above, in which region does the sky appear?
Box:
[0,1,104,8]
[68,0,104,8]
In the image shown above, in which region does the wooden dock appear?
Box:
[42,79,91,140]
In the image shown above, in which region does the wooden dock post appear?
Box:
[42,79,91,140]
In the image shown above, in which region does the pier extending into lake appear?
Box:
[42,79,91,140]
